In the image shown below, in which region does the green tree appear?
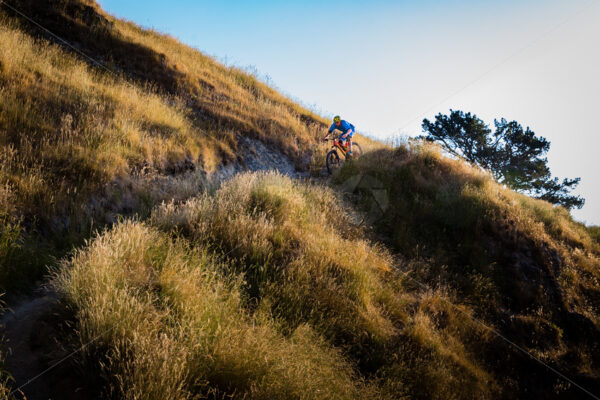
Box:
[421,110,584,210]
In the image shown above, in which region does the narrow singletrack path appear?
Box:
[2,289,97,399]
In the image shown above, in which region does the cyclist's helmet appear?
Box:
[333,115,341,124]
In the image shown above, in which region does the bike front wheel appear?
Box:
[326,150,341,174]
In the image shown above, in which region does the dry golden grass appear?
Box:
[53,221,376,400]
[109,10,381,171]
[4,1,598,397]
[335,142,600,392]
[381,292,498,400]
[47,171,501,399]
[0,2,377,290]
[1,0,382,218]
[0,0,381,233]
[112,17,327,155]
[149,171,497,399]
[0,21,230,220]
[0,16,230,290]
[152,172,396,347]
[0,183,27,287]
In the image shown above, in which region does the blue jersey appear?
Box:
[328,120,355,134]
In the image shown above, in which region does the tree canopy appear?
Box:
[421,110,584,210]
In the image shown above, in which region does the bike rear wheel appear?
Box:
[349,142,362,159]
[326,150,341,174]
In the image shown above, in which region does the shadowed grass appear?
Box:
[334,142,600,396]
[0,298,12,398]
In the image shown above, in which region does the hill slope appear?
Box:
[1,0,380,291]
[51,172,498,399]
[334,143,600,396]
[1,1,599,399]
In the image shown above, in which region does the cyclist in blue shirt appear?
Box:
[323,115,355,156]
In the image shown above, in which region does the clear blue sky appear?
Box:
[98,0,600,225]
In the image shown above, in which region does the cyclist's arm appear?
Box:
[323,124,335,140]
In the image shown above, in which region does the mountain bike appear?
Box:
[323,137,362,174]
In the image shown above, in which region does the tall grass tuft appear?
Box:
[55,222,380,399]
[53,221,374,399]
[152,172,396,350]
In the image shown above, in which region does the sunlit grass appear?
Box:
[0,2,351,290]
[113,17,328,160]
[48,172,500,399]
[149,171,497,398]
[0,22,229,217]
[53,221,377,400]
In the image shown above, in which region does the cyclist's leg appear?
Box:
[347,130,355,153]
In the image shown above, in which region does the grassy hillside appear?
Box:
[7,0,327,161]
[334,142,600,396]
[52,172,498,399]
[0,0,383,292]
[1,0,599,399]
[0,17,223,289]
[50,169,598,398]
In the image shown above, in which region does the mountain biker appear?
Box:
[323,115,355,156]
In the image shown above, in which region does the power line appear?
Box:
[394,0,600,136]
[0,1,144,397]
[8,325,117,397]
[0,0,121,79]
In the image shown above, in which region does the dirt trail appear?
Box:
[0,289,81,400]
[1,138,306,399]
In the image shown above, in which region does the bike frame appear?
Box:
[331,138,350,156]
